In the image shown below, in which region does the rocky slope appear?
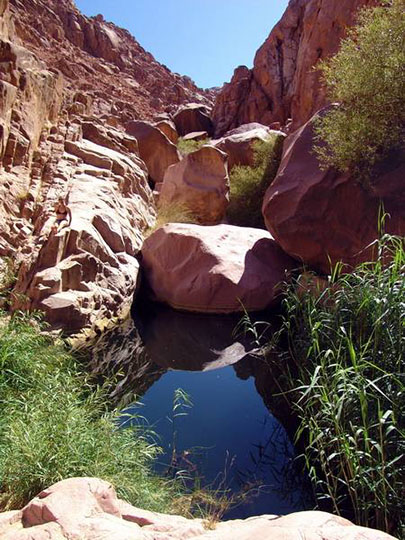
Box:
[212,0,375,136]
[10,0,213,123]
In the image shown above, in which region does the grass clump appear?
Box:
[227,135,284,228]
[314,0,405,181]
[177,137,211,156]
[145,201,197,237]
[267,236,404,536]
[0,311,180,511]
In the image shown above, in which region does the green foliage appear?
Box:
[177,137,211,156]
[267,236,404,536]
[145,201,197,237]
[314,0,405,180]
[0,312,179,511]
[227,135,284,228]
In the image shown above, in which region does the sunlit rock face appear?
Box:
[212,0,375,136]
[142,223,298,314]
[262,109,405,274]
[0,477,396,539]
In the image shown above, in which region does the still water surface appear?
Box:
[93,300,311,518]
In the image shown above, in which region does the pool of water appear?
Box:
[92,300,311,518]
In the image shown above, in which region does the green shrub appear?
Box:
[177,137,211,156]
[266,236,404,536]
[227,135,284,228]
[0,312,179,511]
[314,0,405,181]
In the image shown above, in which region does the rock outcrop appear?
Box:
[142,223,297,313]
[0,477,396,540]
[213,123,286,170]
[212,0,375,136]
[262,109,405,274]
[159,146,230,225]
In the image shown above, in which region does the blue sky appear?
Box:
[75,0,289,89]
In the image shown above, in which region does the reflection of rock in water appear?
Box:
[90,318,165,408]
[132,301,260,371]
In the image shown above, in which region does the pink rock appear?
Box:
[126,120,180,184]
[213,123,285,170]
[142,223,297,313]
[155,120,179,145]
[173,103,213,136]
[159,146,229,225]
[262,109,405,274]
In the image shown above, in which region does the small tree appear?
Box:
[314,0,405,181]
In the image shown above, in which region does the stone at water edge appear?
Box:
[141,223,298,313]
[126,120,180,184]
[159,145,230,225]
[213,123,286,170]
[261,108,405,274]
[0,477,397,539]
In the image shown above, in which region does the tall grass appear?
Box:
[227,135,284,228]
[0,312,180,511]
[267,236,404,536]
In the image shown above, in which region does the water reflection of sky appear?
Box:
[126,364,309,519]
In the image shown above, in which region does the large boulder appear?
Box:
[214,123,286,170]
[173,103,214,136]
[262,110,405,274]
[154,119,178,145]
[159,146,229,225]
[142,223,297,313]
[126,120,180,184]
[0,477,396,540]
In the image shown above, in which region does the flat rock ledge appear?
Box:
[142,223,298,313]
[0,478,396,540]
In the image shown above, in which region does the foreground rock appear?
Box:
[213,123,286,170]
[142,223,297,313]
[262,110,405,274]
[126,120,180,184]
[0,477,396,539]
[173,102,214,136]
[212,0,374,135]
[159,146,229,225]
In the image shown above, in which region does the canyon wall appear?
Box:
[212,0,375,136]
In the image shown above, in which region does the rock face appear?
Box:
[159,146,229,225]
[0,477,396,540]
[126,120,180,184]
[213,123,286,170]
[0,0,160,330]
[142,223,297,313]
[154,119,178,144]
[262,109,405,274]
[173,103,214,136]
[212,0,375,136]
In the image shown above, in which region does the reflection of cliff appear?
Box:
[133,301,259,371]
[89,318,165,408]
[234,351,300,443]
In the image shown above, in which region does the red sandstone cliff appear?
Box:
[212,0,375,136]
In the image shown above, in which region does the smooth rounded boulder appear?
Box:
[262,110,405,274]
[142,223,297,313]
[159,145,229,225]
[126,120,180,184]
[173,102,213,136]
[154,119,178,144]
[214,123,286,170]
